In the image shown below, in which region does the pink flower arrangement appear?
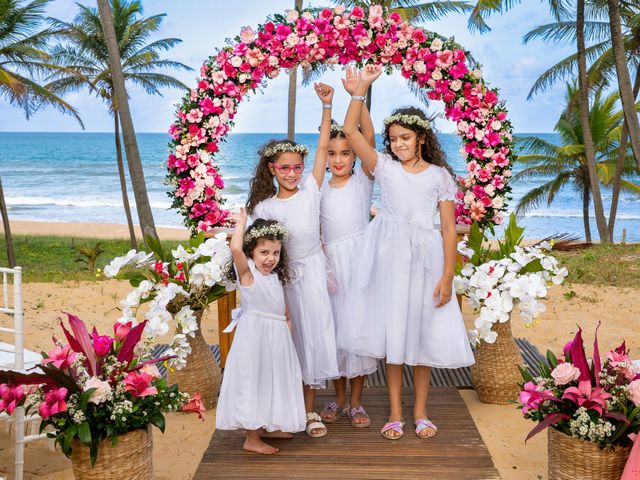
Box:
[517,324,640,447]
[167,5,515,231]
[0,313,203,465]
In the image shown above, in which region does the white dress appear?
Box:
[320,168,378,378]
[254,175,340,388]
[216,260,306,432]
[339,152,475,368]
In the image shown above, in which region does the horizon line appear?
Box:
[0,130,557,135]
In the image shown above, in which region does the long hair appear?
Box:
[246,139,306,216]
[225,218,292,285]
[326,120,355,174]
[382,107,456,179]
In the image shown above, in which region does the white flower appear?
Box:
[196,233,229,258]
[145,309,172,337]
[175,306,198,337]
[84,377,112,405]
[430,38,443,51]
[104,250,137,277]
[491,196,504,209]
[450,79,462,91]
[431,68,442,80]
[230,56,242,68]
[413,61,426,74]
[171,245,192,263]
[286,9,299,21]
[491,120,502,131]
[190,261,223,288]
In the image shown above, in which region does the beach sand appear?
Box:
[1,221,638,479]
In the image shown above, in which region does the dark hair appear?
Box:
[246,139,307,216]
[325,119,355,174]
[225,218,292,284]
[382,107,456,179]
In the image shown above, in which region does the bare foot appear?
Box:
[415,418,437,439]
[260,429,293,439]
[382,416,404,439]
[243,436,279,455]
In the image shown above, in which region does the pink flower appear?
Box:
[239,26,255,44]
[92,332,114,357]
[182,392,206,421]
[42,344,77,370]
[551,362,581,386]
[607,350,630,368]
[0,383,25,414]
[628,380,640,407]
[562,380,611,415]
[185,108,203,124]
[114,321,132,341]
[519,381,557,416]
[123,372,157,399]
[350,6,364,19]
[140,364,161,379]
[38,387,68,419]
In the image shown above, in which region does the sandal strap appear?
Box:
[415,419,437,433]
[381,421,404,434]
[307,411,323,423]
[323,401,338,411]
[306,421,326,433]
[350,405,368,417]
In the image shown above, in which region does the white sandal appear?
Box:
[305,412,328,438]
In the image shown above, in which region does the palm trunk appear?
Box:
[608,0,640,169]
[286,0,303,141]
[608,68,640,238]
[577,0,610,243]
[582,183,592,243]
[0,178,17,267]
[114,110,137,249]
[97,0,158,243]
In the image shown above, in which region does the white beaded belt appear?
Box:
[223,308,287,333]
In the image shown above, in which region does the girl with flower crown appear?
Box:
[216,210,306,455]
[341,64,475,441]
[318,66,378,429]
[245,82,339,438]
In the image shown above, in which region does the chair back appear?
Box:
[0,266,24,370]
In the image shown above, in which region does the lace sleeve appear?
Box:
[438,168,458,202]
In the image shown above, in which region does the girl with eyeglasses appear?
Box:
[245,82,339,439]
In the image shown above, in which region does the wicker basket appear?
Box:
[70,426,152,480]
[167,309,221,410]
[548,427,631,480]
[470,318,523,404]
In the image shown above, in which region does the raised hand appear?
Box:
[360,64,383,84]
[341,65,361,95]
[229,207,247,228]
[314,82,334,104]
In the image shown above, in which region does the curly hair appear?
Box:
[382,107,456,179]
[246,139,307,216]
[225,218,292,285]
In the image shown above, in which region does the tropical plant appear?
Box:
[287,0,303,140]
[46,0,191,247]
[515,84,640,242]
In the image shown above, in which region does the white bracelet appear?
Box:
[322,104,332,109]
[351,95,366,101]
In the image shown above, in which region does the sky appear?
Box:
[0,0,579,134]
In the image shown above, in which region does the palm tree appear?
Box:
[48,0,191,247]
[1,0,85,265]
[515,84,640,242]
[287,0,303,141]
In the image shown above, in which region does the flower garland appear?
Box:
[167,5,516,232]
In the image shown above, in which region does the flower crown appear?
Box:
[330,123,343,134]
[383,114,430,131]
[263,142,309,158]
[243,223,289,245]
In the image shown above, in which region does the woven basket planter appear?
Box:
[167,309,221,410]
[471,318,523,404]
[548,427,631,480]
[70,426,152,480]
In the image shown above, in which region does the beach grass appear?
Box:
[553,243,640,288]
[0,235,181,283]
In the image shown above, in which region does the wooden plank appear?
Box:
[194,387,499,479]
[217,290,236,369]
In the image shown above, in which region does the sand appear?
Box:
[1,221,638,479]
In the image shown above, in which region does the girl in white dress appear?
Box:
[216,210,306,455]
[318,66,378,429]
[246,83,338,438]
[341,65,475,441]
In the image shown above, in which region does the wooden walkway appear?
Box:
[194,387,500,479]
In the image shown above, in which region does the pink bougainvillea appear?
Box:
[167,6,515,232]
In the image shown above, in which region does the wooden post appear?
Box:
[455,224,471,309]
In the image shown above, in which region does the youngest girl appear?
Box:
[216,209,306,455]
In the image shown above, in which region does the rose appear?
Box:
[239,26,255,44]
[286,9,299,21]
[84,377,112,405]
[92,332,114,357]
[114,321,132,341]
[628,380,640,407]
[430,38,443,51]
[551,362,581,386]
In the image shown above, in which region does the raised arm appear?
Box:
[311,82,334,188]
[342,64,382,175]
[341,66,375,148]
[229,208,253,287]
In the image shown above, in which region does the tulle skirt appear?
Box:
[216,313,306,432]
[338,215,475,368]
[285,251,340,388]
[325,234,378,378]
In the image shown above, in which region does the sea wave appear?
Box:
[525,211,640,220]
[5,196,172,209]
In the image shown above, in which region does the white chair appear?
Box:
[0,266,51,480]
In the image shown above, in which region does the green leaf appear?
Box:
[546,350,559,369]
[144,233,165,262]
[189,232,205,248]
[150,413,166,433]
[79,388,96,411]
[78,422,92,447]
[205,284,227,303]
[122,270,148,287]
[518,365,535,383]
[520,258,544,274]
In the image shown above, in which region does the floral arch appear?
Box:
[166,5,515,233]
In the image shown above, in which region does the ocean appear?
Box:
[1,132,639,241]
